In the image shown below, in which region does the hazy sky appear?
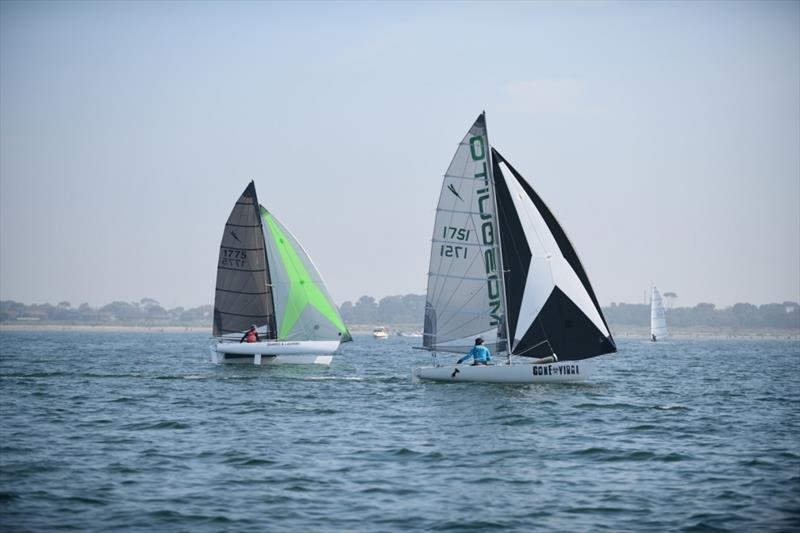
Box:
[1,0,798,309]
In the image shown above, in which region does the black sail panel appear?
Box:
[492,156,530,353]
[212,182,277,338]
[516,288,617,360]
[491,148,616,360]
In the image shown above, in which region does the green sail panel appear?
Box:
[260,206,351,342]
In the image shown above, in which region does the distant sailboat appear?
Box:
[414,113,616,383]
[650,286,668,342]
[211,182,351,364]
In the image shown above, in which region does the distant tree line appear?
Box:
[0,298,212,326]
[339,294,426,325]
[2,296,798,331]
[602,301,799,330]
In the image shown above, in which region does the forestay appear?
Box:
[423,113,506,354]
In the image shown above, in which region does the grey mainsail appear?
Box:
[423,113,506,354]
[212,182,277,338]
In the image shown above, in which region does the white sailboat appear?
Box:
[211,182,351,365]
[414,113,616,383]
[650,285,668,342]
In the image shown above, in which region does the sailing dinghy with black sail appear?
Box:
[212,181,351,365]
[414,113,616,383]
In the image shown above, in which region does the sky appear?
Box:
[1,0,798,310]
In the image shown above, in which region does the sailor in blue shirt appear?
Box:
[457,337,492,365]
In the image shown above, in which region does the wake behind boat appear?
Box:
[211,181,351,365]
[414,113,616,383]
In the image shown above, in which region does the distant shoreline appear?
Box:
[0,324,211,333]
[0,323,797,341]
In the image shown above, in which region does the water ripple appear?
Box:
[1,332,797,531]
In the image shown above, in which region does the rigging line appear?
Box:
[225,223,263,228]
[512,338,553,357]
[217,266,267,273]
[436,208,485,215]
[220,246,265,252]
[430,237,483,320]
[430,262,492,338]
[428,273,490,281]
[443,174,493,181]
[433,283,489,334]
[430,239,494,248]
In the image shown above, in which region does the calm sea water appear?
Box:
[1,331,798,532]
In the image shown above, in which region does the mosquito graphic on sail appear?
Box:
[211,181,350,365]
[414,113,616,383]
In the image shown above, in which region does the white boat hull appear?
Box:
[212,340,339,365]
[412,359,595,383]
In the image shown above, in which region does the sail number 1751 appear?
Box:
[440,226,470,259]
[442,226,471,241]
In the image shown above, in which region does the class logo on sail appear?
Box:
[447,184,464,201]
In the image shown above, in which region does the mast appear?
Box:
[483,112,513,364]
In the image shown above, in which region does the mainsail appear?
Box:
[492,150,616,360]
[213,182,277,338]
[650,286,668,340]
[423,113,506,354]
[423,114,616,361]
[261,206,352,342]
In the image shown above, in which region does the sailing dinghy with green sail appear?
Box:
[212,181,351,365]
[414,113,616,383]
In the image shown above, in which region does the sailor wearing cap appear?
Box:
[456,337,492,365]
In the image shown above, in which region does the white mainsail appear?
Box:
[422,113,506,354]
[650,286,668,340]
